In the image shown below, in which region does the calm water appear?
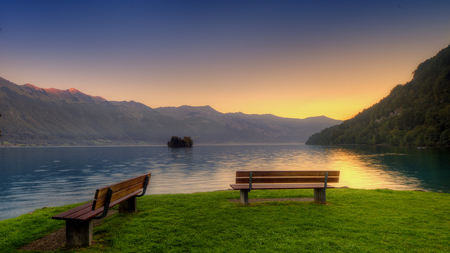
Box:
[1,144,449,221]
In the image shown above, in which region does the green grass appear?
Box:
[1,188,449,252]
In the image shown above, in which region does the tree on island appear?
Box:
[167,136,193,147]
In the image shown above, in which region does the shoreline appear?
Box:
[2,186,448,222]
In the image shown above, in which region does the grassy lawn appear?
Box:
[1,188,449,252]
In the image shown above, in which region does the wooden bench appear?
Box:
[230,171,339,205]
[52,173,151,246]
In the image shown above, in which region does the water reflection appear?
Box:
[326,145,450,192]
[1,144,449,221]
[327,147,423,191]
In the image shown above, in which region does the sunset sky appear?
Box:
[1,0,449,120]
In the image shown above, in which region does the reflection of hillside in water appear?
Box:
[327,148,423,191]
[327,146,450,192]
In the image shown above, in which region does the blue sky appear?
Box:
[1,0,449,119]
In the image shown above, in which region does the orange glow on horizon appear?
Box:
[1,1,449,123]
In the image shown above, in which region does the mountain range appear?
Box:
[306,45,450,147]
[0,78,341,146]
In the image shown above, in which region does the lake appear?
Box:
[1,144,449,221]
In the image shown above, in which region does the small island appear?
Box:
[167,136,193,148]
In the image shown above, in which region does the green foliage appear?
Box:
[1,189,449,252]
[307,45,450,147]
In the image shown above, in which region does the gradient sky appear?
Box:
[1,0,449,120]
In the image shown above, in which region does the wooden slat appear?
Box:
[77,190,142,221]
[236,176,340,184]
[95,173,151,199]
[60,189,142,221]
[52,201,93,220]
[92,181,145,210]
[230,183,336,190]
[63,205,95,220]
[236,171,340,177]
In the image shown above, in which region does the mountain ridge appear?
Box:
[0,78,341,146]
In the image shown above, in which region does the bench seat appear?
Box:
[52,173,151,246]
[230,171,340,205]
[230,183,336,190]
[52,189,142,221]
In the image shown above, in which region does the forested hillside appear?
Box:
[306,45,450,146]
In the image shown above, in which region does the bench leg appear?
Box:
[240,190,249,205]
[66,219,93,246]
[314,188,326,204]
[119,196,137,213]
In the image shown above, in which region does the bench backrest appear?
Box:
[235,171,340,184]
[92,173,151,211]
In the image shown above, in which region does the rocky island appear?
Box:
[167,136,193,147]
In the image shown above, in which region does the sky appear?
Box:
[1,0,450,120]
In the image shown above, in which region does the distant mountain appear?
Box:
[306,45,450,147]
[0,78,187,146]
[155,106,341,144]
[0,77,341,146]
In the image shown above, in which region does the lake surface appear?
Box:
[1,144,449,221]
